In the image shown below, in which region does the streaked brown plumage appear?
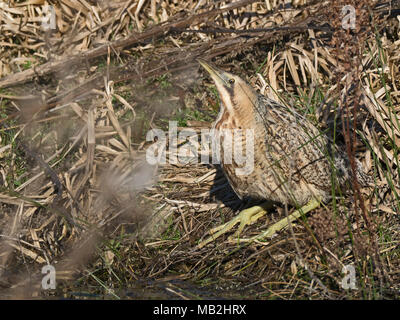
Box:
[197,59,370,248]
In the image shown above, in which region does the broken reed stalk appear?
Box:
[330,0,390,290]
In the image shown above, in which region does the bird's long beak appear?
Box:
[198,59,228,86]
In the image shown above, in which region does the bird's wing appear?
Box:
[255,95,335,190]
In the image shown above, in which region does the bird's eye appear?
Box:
[229,78,235,84]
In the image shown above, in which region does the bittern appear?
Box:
[197,59,370,248]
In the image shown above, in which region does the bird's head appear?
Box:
[198,59,257,117]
